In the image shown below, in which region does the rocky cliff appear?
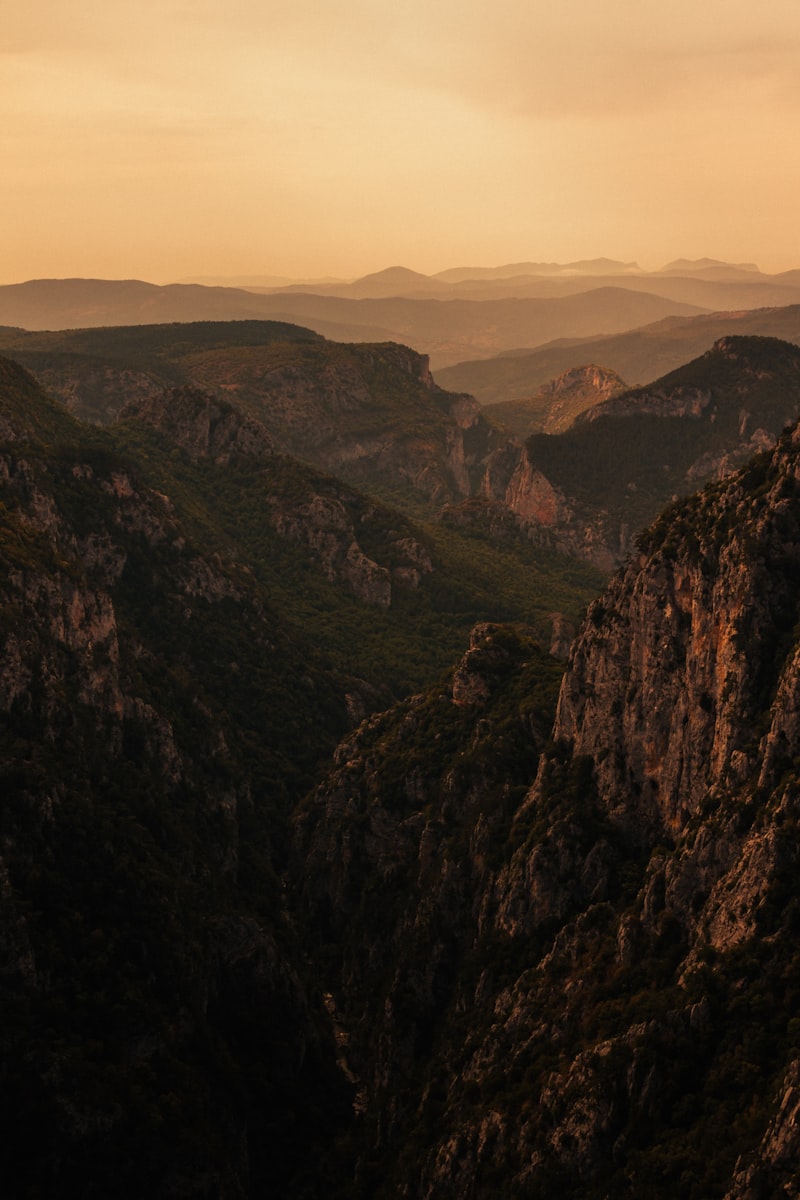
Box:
[0,348,606,1197]
[298,412,800,1198]
[478,335,800,570]
[0,324,502,507]
[482,364,629,439]
[0,359,369,1197]
[120,384,433,607]
[541,364,629,433]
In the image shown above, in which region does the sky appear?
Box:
[3,0,800,284]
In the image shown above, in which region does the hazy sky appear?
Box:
[3,0,800,283]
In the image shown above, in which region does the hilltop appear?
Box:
[0,278,709,369]
[475,335,800,569]
[435,303,800,404]
[482,363,629,437]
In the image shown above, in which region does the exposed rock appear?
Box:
[549,612,576,659]
[451,623,512,706]
[122,384,435,606]
[122,385,275,463]
[479,335,800,570]
[41,364,164,424]
[541,364,629,433]
[297,413,800,1199]
[266,489,432,607]
[725,1060,800,1199]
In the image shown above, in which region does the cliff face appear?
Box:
[178,339,500,505]
[294,626,564,1172]
[554,427,800,839]
[479,336,800,570]
[298,416,800,1199]
[541,363,630,433]
[122,384,276,463]
[2,326,502,507]
[479,439,625,572]
[120,384,433,607]
[0,363,360,1198]
[463,423,800,1198]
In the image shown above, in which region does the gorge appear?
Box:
[2,321,800,1197]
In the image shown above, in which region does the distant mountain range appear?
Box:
[0,277,709,369]
[180,259,800,320]
[436,304,800,404]
[182,256,769,287]
[3,260,799,376]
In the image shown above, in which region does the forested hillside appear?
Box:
[5,327,800,1197]
[299,412,800,1200]
[0,344,597,1196]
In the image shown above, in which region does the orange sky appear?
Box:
[3,0,800,283]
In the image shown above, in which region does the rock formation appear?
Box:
[298,415,800,1198]
[10,327,800,1197]
[477,335,800,569]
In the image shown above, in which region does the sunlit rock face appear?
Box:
[479,336,800,571]
[297,417,800,1200]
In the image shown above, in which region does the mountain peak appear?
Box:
[659,257,761,279]
[354,266,432,286]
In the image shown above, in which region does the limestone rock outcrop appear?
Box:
[298,416,800,1198]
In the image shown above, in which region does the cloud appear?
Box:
[3,0,800,281]
[380,0,800,119]
[5,0,799,122]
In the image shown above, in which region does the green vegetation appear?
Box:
[108,414,600,696]
[12,327,800,1199]
[0,320,324,424]
[434,308,800,405]
[0,361,364,1195]
[0,344,604,1195]
[524,335,800,544]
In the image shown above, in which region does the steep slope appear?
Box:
[435,303,800,405]
[168,337,495,505]
[298,413,800,1200]
[0,278,708,368]
[479,336,800,569]
[0,323,501,508]
[482,364,629,437]
[0,360,358,1198]
[0,354,602,1197]
[294,624,568,1193]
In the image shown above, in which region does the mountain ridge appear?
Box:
[0,278,710,368]
[475,334,800,570]
[6,320,800,1196]
[297,399,800,1198]
[435,303,800,404]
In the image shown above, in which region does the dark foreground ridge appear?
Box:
[299,417,800,1198]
